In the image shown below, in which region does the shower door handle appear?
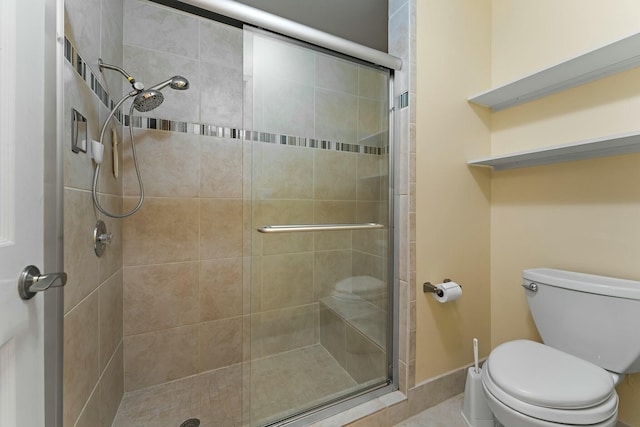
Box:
[18,265,67,300]
[257,223,384,233]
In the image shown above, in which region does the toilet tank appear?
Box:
[523,268,640,374]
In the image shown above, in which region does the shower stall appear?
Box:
[65,0,398,425]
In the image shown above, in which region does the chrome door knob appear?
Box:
[18,265,67,300]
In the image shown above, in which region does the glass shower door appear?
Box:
[244,28,392,426]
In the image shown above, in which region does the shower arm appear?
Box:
[98,59,144,91]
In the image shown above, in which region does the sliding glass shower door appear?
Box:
[244,29,393,426]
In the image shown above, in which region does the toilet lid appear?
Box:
[485,340,614,409]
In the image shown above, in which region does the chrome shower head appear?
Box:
[133,89,165,112]
[149,76,190,91]
[130,76,189,112]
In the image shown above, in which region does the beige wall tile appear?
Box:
[314,250,352,300]
[253,144,313,200]
[356,200,385,224]
[123,262,199,335]
[200,317,243,371]
[122,129,200,198]
[64,292,99,427]
[200,198,243,259]
[314,150,357,201]
[315,54,358,95]
[357,98,384,142]
[73,387,100,427]
[99,269,123,371]
[98,195,123,283]
[64,188,100,313]
[124,325,199,391]
[122,197,199,265]
[314,230,352,251]
[123,0,199,59]
[345,325,386,384]
[357,155,383,202]
[320,305,347,369]
[200,137,243,198]
[100,343,124,427]
[359,66,387,101]
[262,252,314,311]
[314,201,357,224]
[261,305,316,356]
[253,199,314,255]
[315,89,358,143]
[352,229,386,257]
[200,257,243,321]
[353,250,384,281]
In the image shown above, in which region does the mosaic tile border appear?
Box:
[65,37,388,156]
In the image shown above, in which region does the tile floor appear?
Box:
[112,349,632,427]
[113,344,373,427]
[393,394,467,427]
[394,394,630,427]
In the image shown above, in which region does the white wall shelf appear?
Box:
[468,32,640,111]
[468,131,640,171]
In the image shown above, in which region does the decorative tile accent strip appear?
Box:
[64,36,388,156]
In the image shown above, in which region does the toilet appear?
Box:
[480,268,640,427]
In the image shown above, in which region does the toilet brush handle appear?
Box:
[473,338,479,373]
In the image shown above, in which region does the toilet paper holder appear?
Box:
[423,279,460,297]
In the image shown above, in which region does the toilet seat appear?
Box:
[482,340,618,425]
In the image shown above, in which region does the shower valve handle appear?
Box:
[98,232,113,244]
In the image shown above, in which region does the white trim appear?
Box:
[0,338,16,427]
[0,0,16,247]
[176,0,403,70]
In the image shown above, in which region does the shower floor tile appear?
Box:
[112,364,243,427]
[112,344,357,427]
[251,345,358,425]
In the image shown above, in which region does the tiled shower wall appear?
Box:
[63,0,125,425]
[120,0,392,393]
[120,0,245,392]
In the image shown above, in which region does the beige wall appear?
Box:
[416,1,640,424]
[414,0,492,383]
[491,1,640,424]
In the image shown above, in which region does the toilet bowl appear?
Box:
[478,268,640,427]
[481,340,618,427]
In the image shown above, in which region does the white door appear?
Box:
[0,0,62,426]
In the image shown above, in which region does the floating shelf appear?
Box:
[468,131,640,171]
[468,32,640,111]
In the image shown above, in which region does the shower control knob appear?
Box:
[93,220,112,257]
[98,232,113,243]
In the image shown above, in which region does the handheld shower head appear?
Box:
[149,76,190,91]
[133,90,165,112]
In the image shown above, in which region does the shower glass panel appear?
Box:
[244,29,392,426]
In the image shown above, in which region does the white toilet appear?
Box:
[480,268,640,427]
